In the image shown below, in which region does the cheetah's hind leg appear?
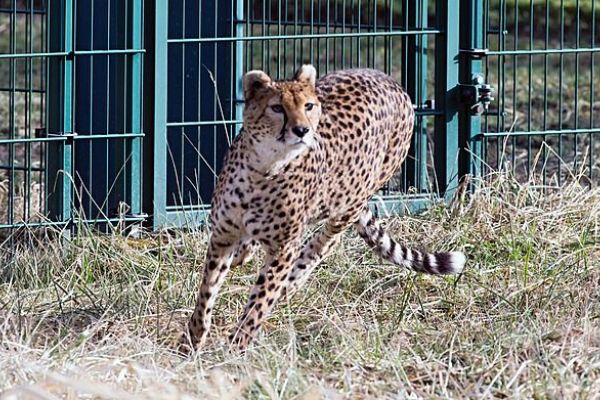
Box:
[354,207,466,275]
[283,212,365,299]
[228,240,302,352]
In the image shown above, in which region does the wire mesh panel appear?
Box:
[151,0,460,228]
[241,0,439,202]
[68,0,144,226]
[0,0,144,233]
[470,0,600,186]
[166,1,236,213]
[149,0,240,227]
[0,0,47,230]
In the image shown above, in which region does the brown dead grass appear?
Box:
[0,173,599,399]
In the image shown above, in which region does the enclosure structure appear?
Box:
[0,0,598,232]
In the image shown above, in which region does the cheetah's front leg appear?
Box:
[228,240,301,351]
[178,238,236,353]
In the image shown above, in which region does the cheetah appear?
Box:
[179,65,466,353]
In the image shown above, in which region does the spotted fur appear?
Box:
[179,65,466,353]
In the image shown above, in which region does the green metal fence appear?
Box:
[464,1,600,186]
[0,0,598,232]
[0,0,46,230]
[0,0,144,232]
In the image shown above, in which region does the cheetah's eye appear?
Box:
[305,103,315,111]
[271,105,284,113]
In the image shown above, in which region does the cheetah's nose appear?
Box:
[292,126,310,138]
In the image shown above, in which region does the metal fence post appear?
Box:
[234,0,245,135]
[403,0,429,194]
[148,0,168,228]
[46,0,74,224]
[460,0,485,181]
[127,0,143,216]
[434,0,461,199]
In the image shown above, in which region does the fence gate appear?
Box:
[148,0,463,229]
[0,0,144,232]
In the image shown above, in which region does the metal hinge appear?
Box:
[458,73,494,115]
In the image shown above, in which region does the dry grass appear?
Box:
[0,173,599,399]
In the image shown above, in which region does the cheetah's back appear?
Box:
[314,69,415,212]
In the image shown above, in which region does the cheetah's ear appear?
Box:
[295,64,317,87]
[243,70,272,101]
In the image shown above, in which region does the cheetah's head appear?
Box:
[242,65,321,161]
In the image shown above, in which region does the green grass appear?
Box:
[0,173,598,399]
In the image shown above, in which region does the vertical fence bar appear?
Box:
[461,0,484,179]
[511,0,517,176]
[112,0,127,223]
[127,0,142,216]
[105,0,111,219]
[434,0,461,197]
[8,1,16,228]
[543,0,549,186]
[590,0,596,183]
[234,0,244,135]
[558,0,564,185]
[150,0,168,227]
[26,0,33,222]
[527,0,533,179]
[574,0,580,172]
[404,0,428,193]
[47,0,74,224]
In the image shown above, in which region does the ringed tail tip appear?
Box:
[444,251,466,274]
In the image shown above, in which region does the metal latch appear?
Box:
[458,73,494,115]
[460,48,489,59]
[35,128,78,143]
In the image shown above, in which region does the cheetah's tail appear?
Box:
[354,208,466,275]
